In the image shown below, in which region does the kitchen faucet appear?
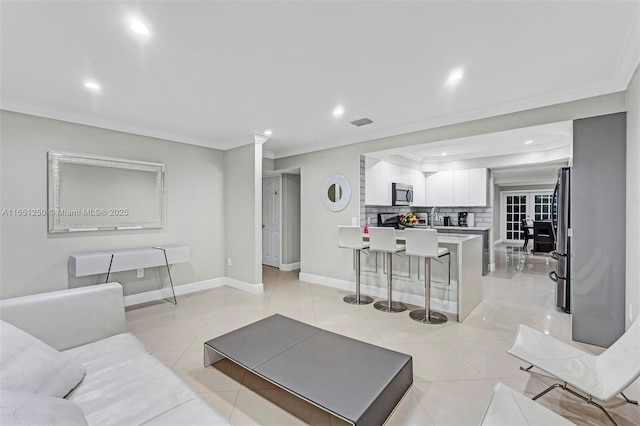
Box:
[430,207,439,229]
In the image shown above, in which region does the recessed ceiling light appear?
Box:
[333,105,345,118]
[264,129,273,136]
[441,152,448,156]
[128,17,150,36]
[83,80,101,92]
[524,140,533,145]
[446,68,464,85]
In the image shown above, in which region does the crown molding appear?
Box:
[254,134,269,145]
[616,8,640,88]
[271,78,626,159]
[0,101,230,151]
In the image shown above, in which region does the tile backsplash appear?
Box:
[364,205,493,228]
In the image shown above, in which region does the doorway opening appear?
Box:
[262,171,301,271]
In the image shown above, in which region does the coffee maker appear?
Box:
[458,212,468,227]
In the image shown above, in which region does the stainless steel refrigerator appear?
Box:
[550,167,571,313]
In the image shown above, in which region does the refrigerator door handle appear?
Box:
[550,250,559,260]
[549,270,559,282]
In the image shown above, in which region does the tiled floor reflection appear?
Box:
[126,244,640,425]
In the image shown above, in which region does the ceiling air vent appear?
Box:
[350,118,373,127]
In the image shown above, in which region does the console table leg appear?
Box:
[153,247,177,305]
[105,254,114,283]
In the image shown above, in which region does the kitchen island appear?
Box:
[361,232,482,321]
[435,226,491,275]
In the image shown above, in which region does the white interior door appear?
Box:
[262,177,281,268]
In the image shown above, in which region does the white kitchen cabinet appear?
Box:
[391,163,411,185]
[364,158,382,205]
[411,169,426,206]
[468,168,489,206]
[425,170,454,206]
[426,168,488,207]
[453,170,470,206]
[378,161,393,204]
[365,159,416,205]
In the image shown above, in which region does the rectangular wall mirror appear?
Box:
[48,151,165,233]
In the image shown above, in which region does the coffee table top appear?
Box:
[205,314,413,425]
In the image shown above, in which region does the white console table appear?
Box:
[68,245,189,304]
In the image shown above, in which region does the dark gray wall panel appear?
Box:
[572,112,626,347]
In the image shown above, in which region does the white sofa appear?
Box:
[0,283,229,426]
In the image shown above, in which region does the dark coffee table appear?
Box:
[204,314,413,425]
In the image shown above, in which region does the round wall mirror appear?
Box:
[321,175,351,212]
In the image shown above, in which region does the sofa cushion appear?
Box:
[0,320,86,397]
[0,390,88,426]
[64,333,228,425]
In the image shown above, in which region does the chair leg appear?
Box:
[409,257,447,324]
[343,249,373,305]
[373,253,407,313]
[621,392,639,405]
[531,382,618,426]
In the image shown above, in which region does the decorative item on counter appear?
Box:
[399,212,418,226]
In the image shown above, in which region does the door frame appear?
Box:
[262,175,282,268]
[500,189,553,244]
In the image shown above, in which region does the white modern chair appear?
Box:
[507,317,640,425]
[368,227,407,313]
[403,228,449,324]
[481,382,576,425]
[338,225,374,305]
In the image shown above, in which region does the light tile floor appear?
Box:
[126,244,640,425]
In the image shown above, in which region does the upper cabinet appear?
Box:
[468,168,489,206]
[365,159,421,206]
[365,159,488,207]
[426,168,489,207]
[425,170,454,206]
[411,169,426,206]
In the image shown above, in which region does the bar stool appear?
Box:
[404,228,449,324]
[368,227,407,313]
[338,226,374,305]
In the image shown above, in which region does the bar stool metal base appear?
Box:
[409,309,448,324]
[343,295,374,305]
[374,300,407,313]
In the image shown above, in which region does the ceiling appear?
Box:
[1,1,639,159]
[364,120,572,185]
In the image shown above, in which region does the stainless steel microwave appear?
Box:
[392,183,413,206]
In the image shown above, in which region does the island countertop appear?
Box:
[362,230,483,321]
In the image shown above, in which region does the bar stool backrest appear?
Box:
[368,227,398,253]
[338,225,365,249]
[404,228,439,258]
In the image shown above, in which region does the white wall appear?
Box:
[276,148,362,282]
[275,92,628,289]
[223,143,262,286]
[0,111,226,298]
[626,65,640,326]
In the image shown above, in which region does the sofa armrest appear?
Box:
[0,283,126,351]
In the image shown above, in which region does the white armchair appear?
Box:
[507,318,640,425]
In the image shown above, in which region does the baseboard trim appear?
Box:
[280,262,300,272]
[299,272,457,315]
[225,277,264,294]
[124,276,263,306]
[123,277,226,307]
